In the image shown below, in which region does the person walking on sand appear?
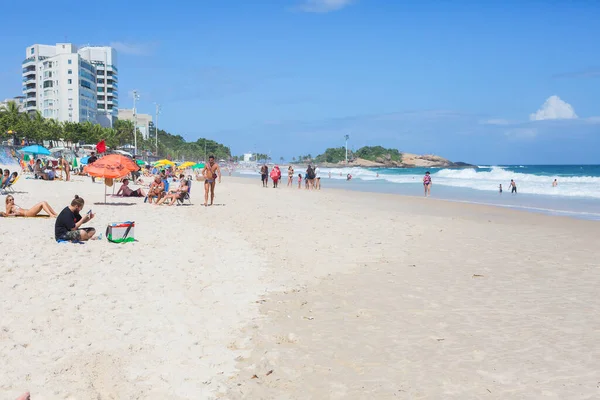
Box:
[423,171,432,197]
[87,152,98,183]
[314,165,321,190]
[287,165,294,187]
[260,164,268,187]
[509,179,517,194]
[270,165,281,188]
[297,173,302,189]
[202,155,221,206]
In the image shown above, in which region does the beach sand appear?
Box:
[1,175,598,399]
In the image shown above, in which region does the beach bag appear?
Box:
[106,221,135,243]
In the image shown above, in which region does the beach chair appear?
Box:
[1,176,19,194]
[176,181,192,205]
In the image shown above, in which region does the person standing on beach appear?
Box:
[423,171,432,197]
[306,165,316,189]
[509,179,517,194]
[287,165,294,187]
[58,156,71,181]
[314,165,321,190]
[87,152,98,183]
[260,164,268,187]
[202,155,221,206]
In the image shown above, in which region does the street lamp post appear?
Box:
[344,134,350,164]
[132,90,140,155]
[154,103,161,155]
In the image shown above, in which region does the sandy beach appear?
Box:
[1,175,598,399]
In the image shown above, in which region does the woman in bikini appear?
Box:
[423,171,432,197]
[2,195,58,217]
[157,179,189,206]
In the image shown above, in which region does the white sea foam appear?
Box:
[317,166,600,199]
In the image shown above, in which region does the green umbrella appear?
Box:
[191,163,205,170]
[23,154,30,162]
[136,159,145,166]
[72,158,78,168]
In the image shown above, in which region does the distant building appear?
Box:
[243,153,253,162]
[21,43,118,126]
[0,96,25,112]
[118,109,153,139]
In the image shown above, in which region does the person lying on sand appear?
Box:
[116,178,145,197]
[2,195,58,218]
[16,392,30,400]
[157,179,189,206]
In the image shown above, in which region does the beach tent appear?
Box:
[191,163,205,170]
[84,154,140,203]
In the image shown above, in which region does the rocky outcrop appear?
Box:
[317,154,473,169]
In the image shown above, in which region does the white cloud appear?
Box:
[110,41,157,56]
[298,0,354,13]
[529,95,578,121]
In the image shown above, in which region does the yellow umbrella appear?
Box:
[177,161,196,169]
[155,159,175,166]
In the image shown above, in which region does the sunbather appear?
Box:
[2,169,10,187]
[2,195,58,217]
[147,176,165,204]
[116,178,145,197]
[2,172,17,189]
[157,179,189,206]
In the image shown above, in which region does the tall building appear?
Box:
[21,43,118,126]
[79,46,118,127]
[118,109,153,139]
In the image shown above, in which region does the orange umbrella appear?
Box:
[83,154,140,203]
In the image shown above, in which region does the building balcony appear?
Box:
[22,57,35,65]
[26,101,37,108]
[23,75,36,83]
[22,66,36,74]
[24,86,36,93]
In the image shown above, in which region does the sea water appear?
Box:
[237,165,600,221]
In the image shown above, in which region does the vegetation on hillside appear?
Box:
[0,101,231,161]
[308,145,402,164]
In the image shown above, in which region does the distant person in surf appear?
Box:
[509,179,517,194]
[552,179,558,187]
[423,171,432,197]
[346,174,352,181]
[499,184,503,193]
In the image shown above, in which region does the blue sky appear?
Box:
[1,0,599,164]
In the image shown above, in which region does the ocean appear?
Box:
[237,165,600,221]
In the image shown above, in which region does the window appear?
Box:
[31,47,34,54]
[68,79,72,84]
[68,69,72,74]
[68,59,72,65]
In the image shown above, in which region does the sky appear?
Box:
[0,0,599,164]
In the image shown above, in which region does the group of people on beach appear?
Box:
[260,164,322,190]
[0,155,223,245]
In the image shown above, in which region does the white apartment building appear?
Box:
[118,109,153,139]
[22,43,118,126]
[79,46,118,127]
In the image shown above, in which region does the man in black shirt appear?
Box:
[55,195,96,242]
[87,152,98,183]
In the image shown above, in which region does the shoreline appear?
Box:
[232,172,600,221]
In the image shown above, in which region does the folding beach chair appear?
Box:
[1,176,19,194]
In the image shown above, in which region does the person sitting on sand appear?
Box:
[33,159,48,180]
[157,179,190,206]
[147,176,165,204]
[55,195,96,242]
[116,178,145,197]
[2,194,58,218]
